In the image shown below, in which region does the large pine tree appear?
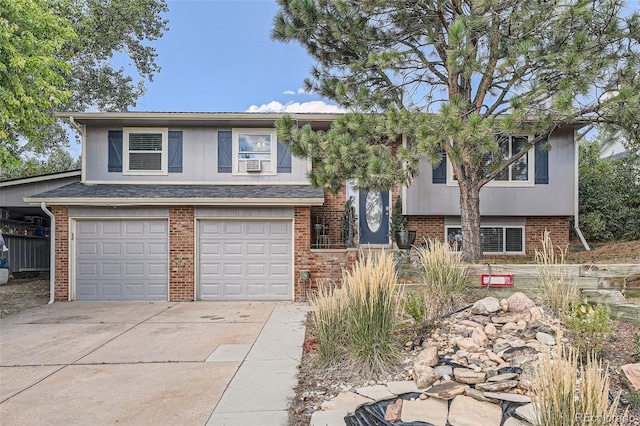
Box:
[272,0,640,261]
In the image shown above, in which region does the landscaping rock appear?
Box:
[401,398,448,426]
[482,392,532,403]
[472,327,489,347]
[416,345,439,367]
[355,385,395,402]
[536,332,556,346]
[500,299,509,312]
[464,387,492,402]
[471,297,501,315]
[503,417,532,426]
[386,380,420,396]
[484,323,497,336]
[413,364,438,389]
[424,380,469,400]
[502,346,538,361]
[320,392,373,415]
[491,312,530,324]
[515,403,539,424]
[434,365,453,378]
[507,292,536,313]
[384,398,403,422]
[454,368,486,384]
[487,373,518,382]
[448,395,503,426]
[475,379,518,392]
[311,409,347,426]
[621,363,640,391]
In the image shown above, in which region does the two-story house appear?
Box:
[26,112,583,302]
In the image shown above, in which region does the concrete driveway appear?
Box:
[0,301,308,426]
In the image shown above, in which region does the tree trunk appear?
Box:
[459,182,483,262]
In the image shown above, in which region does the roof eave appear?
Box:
[24,197,325,207]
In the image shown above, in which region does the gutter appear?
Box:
[40,202,56,304]
[574,132,591,251]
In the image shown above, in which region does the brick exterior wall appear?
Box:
[52,206,69,301]
[405,216,446,245]
[169,207,194,301]
[524,216,570,257]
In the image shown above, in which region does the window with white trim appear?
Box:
[446,226,525,254]
[232,129,277,175]
[123,127,168,175]
[448,135,534,186]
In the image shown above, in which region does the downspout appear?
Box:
[40,202,56,304]
[574,132,591,251]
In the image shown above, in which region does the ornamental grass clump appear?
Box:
[309,249,402,376]
[309,285,347,368]
[532,345,623,426]
[415,239,469,321]
[535,230,579,315]
[341,249,402,376]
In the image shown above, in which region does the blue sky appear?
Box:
[131,0,342,113]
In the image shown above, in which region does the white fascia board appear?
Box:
[0,170,81,187]
[23,197,325,206]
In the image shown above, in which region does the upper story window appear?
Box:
[446,135,534,187]
[232,129,277,175]
[123,128,168,175]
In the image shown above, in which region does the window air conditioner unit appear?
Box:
[245,159,262,172]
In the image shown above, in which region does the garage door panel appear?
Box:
[199,219,292,300]
[75,219,168,301]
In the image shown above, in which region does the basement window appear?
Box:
[446,226,525,254]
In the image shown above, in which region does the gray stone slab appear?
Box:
[207,410,289,426]
[320,392,373,416]
[401,398,448,426]
[213,359,300,413]
[355,385,395,402]
[310,409,348,426]
[206,344,251,362]
[386,380,421,396]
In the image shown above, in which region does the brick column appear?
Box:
[169,207,195,301]
[294,206,311,300]
[52,206,69,300]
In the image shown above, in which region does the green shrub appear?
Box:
[634,334,640,361]
[626,391,640,409]
[415,239,468,321]
[536,230,579,315]
[563,301,617,356]
[403,291,427,324]
[533,345,622,426]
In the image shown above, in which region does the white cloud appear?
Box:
[283,90,296,95]
[246,100,346,113]
[298,88,312,94]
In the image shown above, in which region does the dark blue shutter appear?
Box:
[168,131,183,173]
[432,149,447,184]
[108,130,123,172]
[277,140,292,173]
[217,130,232,173]
[535,140,549,184]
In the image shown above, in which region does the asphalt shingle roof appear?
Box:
[29,182,324,200]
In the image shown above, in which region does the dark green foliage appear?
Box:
[389,197,406,237]
[579,140,640,241]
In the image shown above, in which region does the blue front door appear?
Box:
[358,190,390,244]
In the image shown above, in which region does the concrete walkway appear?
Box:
[0,301,308,426]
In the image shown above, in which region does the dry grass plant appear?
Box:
[533,345,624,426]
[415,239,469,321]
[309,285,347,368]
[309,249,402,377]
[341,249,402,376]
[535,230,579,315]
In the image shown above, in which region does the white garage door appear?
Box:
[198,220,293,300]
[75,220,168,301]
